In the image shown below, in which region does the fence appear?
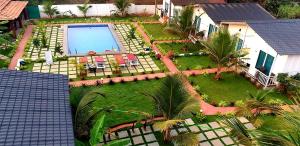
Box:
[38,4,162,18]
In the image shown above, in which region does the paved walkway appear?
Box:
[9,25,34,70]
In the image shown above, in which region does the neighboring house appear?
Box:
[0,0,29,37]
[194,3,275,39]
[238,20,300,87]
[0,70,74,145]
[161,0,225,20]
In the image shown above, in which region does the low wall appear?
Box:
[38,4,162,18]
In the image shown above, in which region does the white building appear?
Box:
[234,20,300,87]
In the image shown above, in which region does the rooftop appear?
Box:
[200,3,275,23]
[172,0,225,6]
[0,70,74,146]
[0,0,28,20]
[248,19,300,55]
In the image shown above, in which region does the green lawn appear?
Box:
[142,24,183,40]
[40,16,159,24]
[189,73,290,106]
[175,56,216,70]
[157,42,203,55]
[70,80,161,127]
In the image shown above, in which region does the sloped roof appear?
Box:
[0,70,74,146]
[200,3,275,23]
[0,0,28,20]
[248,20,300,55]
[172,0,225,6]
[106,0,163,5]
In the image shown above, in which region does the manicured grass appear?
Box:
[189,73,290,106]
[175,56,217,70]
[70,80,161,127]
[40,16,159,24]
[157,42,203,55]
[142,24,183,40]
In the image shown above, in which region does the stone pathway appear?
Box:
[9,25,34,69]
[100,117,253,146]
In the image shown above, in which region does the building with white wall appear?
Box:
[238,20,300,87]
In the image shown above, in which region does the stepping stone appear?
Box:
[238,117,249,123]
[209,122,221,129]
[117,130,128,138]
[189,125,200,133]
[178,127,188,133]
[132,136,144,145]
[221,137,234,145]
[130,128,141,136]
[244,123,255,130]
[198,133,207,141]
[147,142,159,146]
[215,129,227,137]
[211,139,224,146]
[68,75,77,79]
[105,133,117,141]
[60,71,68,75]
[185,118,195,126]
[144,133,156,142]
[199,141,211,146]
[170,129,178,137]
[141,126,152,134]
[204,131,217,139]
[199,124,210,131]
[60,68,68,72]
[152,126,160,132]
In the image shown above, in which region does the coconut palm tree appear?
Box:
[114,0,132,17]
[42,0,59,18]
[144,74,199,143]
[178,5,194,33]
[77,0,92,18]
[126,28,136,53]
[236,90,282,127]
[201,28,238,80]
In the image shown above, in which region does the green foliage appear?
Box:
[105,139,130,146]
[114,0,132,17]
[55,42,63,54]
[89,114,106,146]
[42,0,59,18]
[218,100,229,107]
[32,38,40,48]
[178,5,194,32]
[77,0,92,17]
[278,4,300,18]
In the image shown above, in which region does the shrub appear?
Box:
[234,100,244,107]
[109,79,115,85]
[201,94,209,102]
[96,80,101,86]
[218,100,229,107]
[120,78,125,83]
[155,76,160,80]
[192,112,207,123]
[145,76,149,80]
[133,77,138,82]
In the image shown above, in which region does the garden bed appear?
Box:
[141,24,183,40]
[189,73,291,106]
[175,56,216,70]
[157,42,203,55]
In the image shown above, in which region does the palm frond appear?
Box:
[105,139,131,146]
[171,132,199,146]
[89,114,106,146]
[154,119,184,132]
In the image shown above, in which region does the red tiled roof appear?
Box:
[0,0,28,20]
[114,54,126,65]
[171,0,225,6]
[127,54,137,61]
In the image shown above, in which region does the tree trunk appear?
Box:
[163,128,171,142]
[214,65,222,80]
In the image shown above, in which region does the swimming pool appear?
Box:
[66,24,123,55]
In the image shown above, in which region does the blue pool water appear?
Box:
[67,25,120,55]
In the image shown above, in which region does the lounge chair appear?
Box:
[95,56,105,69]
[114,54,126,67]
[127,54,139,66]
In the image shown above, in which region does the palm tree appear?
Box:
[201,28,238,80]
[126,28,136,53]
[144,74,199,143]
[178,5,194,33]
[42,0,59,18]
[236,90,282,127]
[77,0,92,18]
[114,0,132,17]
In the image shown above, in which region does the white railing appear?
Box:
[255,70,277,87]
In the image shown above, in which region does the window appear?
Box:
[236,38,244,50]
[194,16,201,32]
[208,24,217,37]
[165,2,169,13]
[255,50,274,75]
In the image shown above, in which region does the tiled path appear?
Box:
[9,25,34,69]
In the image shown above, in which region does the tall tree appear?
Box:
[178,5,194,33]
[77,0,92,18]
[42,0,59,18]
[114,0,132,17]
[201,28,238,80]
[144,74,199,143]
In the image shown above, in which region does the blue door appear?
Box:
[255,50,274,75]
